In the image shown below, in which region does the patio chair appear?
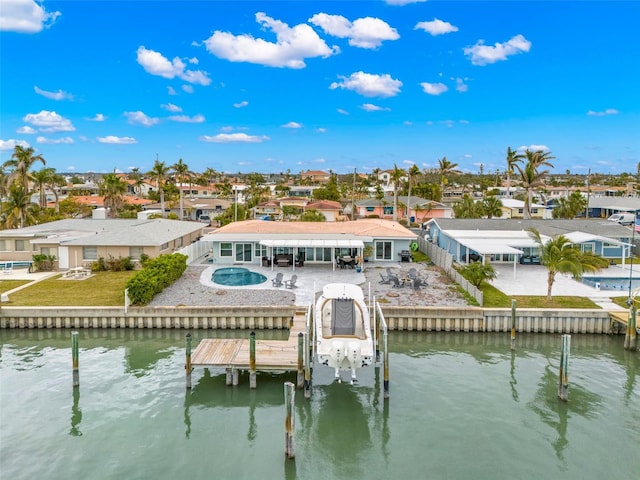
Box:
[378,272,390,284]
[386,267,399,280]
[412,277,426,290]
[2,262,13,275]
[408,267,418,279]
[284,274,298,289]
[272,272,284,287]
[390,276,404,288]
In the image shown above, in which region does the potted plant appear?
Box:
[362,244,374,263]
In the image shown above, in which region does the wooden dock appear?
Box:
[609,310,628,326]
[191,309,308,371]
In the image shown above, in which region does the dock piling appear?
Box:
[249,331,257,389]
[624,306,637,350]
[284,381,295,459]
[303,332,311,399]
[185,333,192,389]
[558,334,571,401]
[510,300,517,351]
[296,332,304,389]
[383,328,389,399]
[71,331,79,387]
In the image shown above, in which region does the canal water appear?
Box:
[1,329,638,480]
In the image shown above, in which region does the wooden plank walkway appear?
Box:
[191,310,308,371]
[609,310,628,326]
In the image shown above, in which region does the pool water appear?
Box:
[212,267,267,286]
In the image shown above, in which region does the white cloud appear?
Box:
[16,125,36,134]
[36,136,74,144]
[168,114,205,123]
[0,0,60,33]
[454,77,468,92]
[86,113,106,122]
[518,144,550,152]
[316,128,327,133]
[34,86,73,101]
[233,100,249,108]
[203,12,337,69]
[23,110,75,132]
[314,158,326,163]
[161,103,182,112]
[188,57,199,64]
[167,86,177,95]
[330,71,402,97]
[361,103,390,112]
[386,0,426,5]
[182,85,194,94]
[136,46,211,85]
[337,108,349,115]
[421,82,448,95]
[309,13,399,49]
[0,139,30,150]
[587,108,619,116]
[200,133,270,143]
[282,121,302,128]
[124,111,160,127]
[66,165,76,171]
[464,34,531,66]
[97,136,137,144]
[415,18,458,36]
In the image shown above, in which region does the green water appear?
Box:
[1,330,638,480]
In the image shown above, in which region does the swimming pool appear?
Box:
[582,277,640,292]
[211,267,267,286]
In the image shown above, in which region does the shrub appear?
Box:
[32,254,56,272]
[125,253,188,305]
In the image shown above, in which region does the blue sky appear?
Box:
[1,0,638,176]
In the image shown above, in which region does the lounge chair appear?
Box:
[412,277,426,290]
[2,262,13,275]
[390,276,404,288]
[284,274,298,289]
[378,272,390,284]
[386,267,398,280]
[272,272,284,287]
[408,267,418,279]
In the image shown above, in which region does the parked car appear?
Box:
[607,213,635,226]
[198,214,211,225]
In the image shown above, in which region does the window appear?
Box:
[255,243,268,258]
[83,246,97,260]
[175,237,183,248]
[161,242,169,251]
[383,206,393,215]
[41,247,56,257]
[366,207,375,212]
[130,246,144,259]
[375,241,392,260]
[15,240,27,251]
[236,243,252,262]
[0,240,6,251]
[220,242,233,257]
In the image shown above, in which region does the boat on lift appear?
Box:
[314,283,374,384]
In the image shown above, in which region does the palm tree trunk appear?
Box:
[547,271,555,301]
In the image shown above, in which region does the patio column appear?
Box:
[513,257,517,280]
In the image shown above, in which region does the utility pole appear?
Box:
[585,168,591,219]
[351,168,356,221]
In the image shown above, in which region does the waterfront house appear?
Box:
[355,196,453,223]
[201,218,416,268]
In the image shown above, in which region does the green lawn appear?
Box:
[4,271,136,306]
[480,283,601,309]
[0,280,30,294]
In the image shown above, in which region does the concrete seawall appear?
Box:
[0,305,616,334]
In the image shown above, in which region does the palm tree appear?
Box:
[453,193,482,218]
[482,195,503,218]
[390,164,405,222]
[527,228,609,301]
[99,171,127,217]
[505,147,524,198]
[127,167,144,195]
[47,172,66,214]
[515,149,555,219]
[437,156,461,191]
[31,167,56,209]
[3,145,46,192]
[2,184,36,228]
[172,158,192,220]
[148,159,170,218]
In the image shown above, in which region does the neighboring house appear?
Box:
[288,186,319,197]
[252,200,282,219]
[201,218,416,267]
[355,196,453,223]
[587,197,640,219]
[299,170,330,184]
[0,210,204,269]
[425,218,634,267]
[143,198,231,221]
[500,199,550,219]
[305,200,343,221]
[69,195,153,210]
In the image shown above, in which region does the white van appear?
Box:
[607,213,635,226]
[198,214,211,225]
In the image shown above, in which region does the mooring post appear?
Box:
[249,331,257,389]
[225,368,232,386]
[232,368,239,386]
[510,299,517,351]
[558,334,570,401]
[284,381,295,459]
[303,331,311,399]
[296,332,304,389]
[629,306,637,351]
[185,333,192,389]
[383,329,389,399]
[71,331,79,387]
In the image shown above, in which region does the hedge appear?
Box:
[125,253,188,305]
